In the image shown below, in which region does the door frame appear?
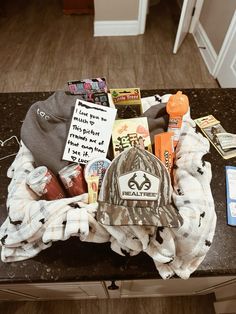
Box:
[138,0,204,38]
[213,10,236,78]
[189,0,204,33]
[138,0,149,34]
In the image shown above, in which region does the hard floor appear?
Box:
[0,0,219,92]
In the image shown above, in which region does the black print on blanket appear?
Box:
[155,227,164,244]
[177,188,184,196]
[154,95,162,102]
[9,217,23,225]
[197,167,204,175]
[205,240,212,247]
[198,211,206,227]
[0,234,8,245]
[201,158,206,167]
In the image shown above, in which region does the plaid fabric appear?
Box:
[0,94,216,280]
[0,142,110,262]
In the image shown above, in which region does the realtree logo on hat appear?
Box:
[118,171,160,200]
[97,147,183,228]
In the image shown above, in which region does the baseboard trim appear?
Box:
[94,20,139,37]
[193,22,217,74]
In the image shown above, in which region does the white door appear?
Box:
[173,0,196,53]
[214,11,236,88]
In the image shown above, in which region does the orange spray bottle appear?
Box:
[166,91,189,149]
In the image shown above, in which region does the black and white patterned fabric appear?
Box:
[0,94,216,279]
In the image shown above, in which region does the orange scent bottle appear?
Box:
[166,91,189,148]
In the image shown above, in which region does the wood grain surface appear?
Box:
[0,294,216,314]
[0,0,218,92]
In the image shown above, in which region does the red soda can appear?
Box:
[26,166,66,200]
[59,163,88,197]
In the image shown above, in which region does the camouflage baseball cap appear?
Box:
[97,147,183,228]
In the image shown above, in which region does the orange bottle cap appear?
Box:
[166,91,189,116]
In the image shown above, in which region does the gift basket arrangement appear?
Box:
[0,78,216,280]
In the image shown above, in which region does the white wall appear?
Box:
[200,0,236,54]
[94,0,139,21]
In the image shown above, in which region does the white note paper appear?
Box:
[63,99,117,164]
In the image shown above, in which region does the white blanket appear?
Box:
[0,95,216,279]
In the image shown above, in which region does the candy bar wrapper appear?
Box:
[195,115,236,160]
[112,117,152,158]
[92,92,110,107]
[154,132,174,173]
[110,88,142,118]
[67,77,107,102]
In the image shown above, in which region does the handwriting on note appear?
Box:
[63,99,117,164]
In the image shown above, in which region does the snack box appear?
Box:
[112,117,152,158]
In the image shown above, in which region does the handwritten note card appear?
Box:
[63,99,117,164]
